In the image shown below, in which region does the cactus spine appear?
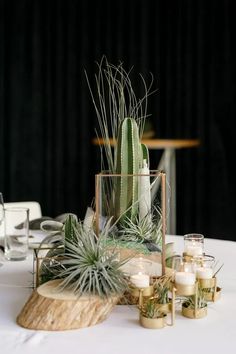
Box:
[114,117,149,223]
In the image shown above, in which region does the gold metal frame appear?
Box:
[95,170,167,275]
[33,247,63,288]
[33,247,52,288]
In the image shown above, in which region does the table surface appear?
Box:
[92,137,201,150]
[0,235,235,354]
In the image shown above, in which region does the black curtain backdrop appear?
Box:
[0,0,235,240]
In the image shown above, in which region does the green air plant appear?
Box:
[140,298,166,319]
[183,286,207,309]
[152,274,173,305]
[46,218,130,298]
[116,205,162,245]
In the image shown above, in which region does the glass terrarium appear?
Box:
[95,170,167,276]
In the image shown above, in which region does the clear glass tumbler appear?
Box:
[184,233,204,257]
[4,207,29,261]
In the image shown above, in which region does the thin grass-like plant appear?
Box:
[85,56,156,172]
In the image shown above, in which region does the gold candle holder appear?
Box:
[139,314,166,329]
[130,285,154,298]
[203,287,222,302]
[182,304,207,319]
[139,287,176,329]
[198,276,222,302]
[174,281,197,296]
[181,283,208,319]
[198,277,216,289]
[129,286,154,307]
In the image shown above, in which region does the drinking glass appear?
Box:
[184,233,204,257]
[4,207,29,261]
[0,192,4,226]
[0,193,4,265]
[129,257,152,288]
[171,255,184,272]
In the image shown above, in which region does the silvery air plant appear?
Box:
[85,57,164,255]
[39,214,130,298]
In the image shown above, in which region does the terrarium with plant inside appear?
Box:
[85,57,170,274]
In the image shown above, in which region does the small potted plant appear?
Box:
[182,286,208,319]
[138,274,174,329]
[139,297,167,329]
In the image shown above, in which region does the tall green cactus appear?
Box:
[114,117,149,223]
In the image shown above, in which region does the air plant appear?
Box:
[152,274,173,305]
[140,298,166,319]
[44,217,130,298]
[182,285,207,309]
[85,56,156,173]
[117,205,162,246]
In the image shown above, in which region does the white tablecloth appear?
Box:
[0,235,236,354]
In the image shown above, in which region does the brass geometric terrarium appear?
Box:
[95,170,167,276]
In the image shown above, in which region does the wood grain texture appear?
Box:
[16,279,119,331]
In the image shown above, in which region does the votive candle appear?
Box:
[130,273,150,288]
[196,267,213,279]
[175,272,196,285]
[185,245,203,257]
[184,233,204,257]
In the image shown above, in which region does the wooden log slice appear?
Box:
[16,279,120,331]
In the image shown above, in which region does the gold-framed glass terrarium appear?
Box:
[33,244,64,289]
[95,170,167,278]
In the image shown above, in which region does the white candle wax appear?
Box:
[185,245,203,257]
[196,267,213,279]
[130,273,150,288]
[175,272,196,285]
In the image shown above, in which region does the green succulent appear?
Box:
[114,117,148,224]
